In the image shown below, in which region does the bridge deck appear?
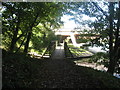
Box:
[51,43,65,60]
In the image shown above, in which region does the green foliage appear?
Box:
[67,2,120,74]
[2,2,65,53]
[76,39,89,43]
[1,34,11,50]
[89,52,109,67]
[30,24,58,54]
[66,2,109,49]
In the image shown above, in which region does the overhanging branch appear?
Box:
[91,2,109,20]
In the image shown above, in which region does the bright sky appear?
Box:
[61,15,96,30]
[61,15,77,29]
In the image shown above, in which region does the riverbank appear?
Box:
[74,59,120,79]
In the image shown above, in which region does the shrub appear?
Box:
[89,52,109,67]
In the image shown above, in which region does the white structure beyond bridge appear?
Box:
[55,29,86,47]
[55,28,108,53]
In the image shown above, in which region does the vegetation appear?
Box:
[68,2,120,74]
[2,49,44,88]
[76,34,99,43]
[89,52,120,74]
[76,38,89,43]
[76,66,120,88]
[1,1,120,88]
[68,44,93,57]
[89,52,109,66]
[2,2,65,53]
[2,2,120,74]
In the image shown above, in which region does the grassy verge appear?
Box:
[67,58,120,88]
[75,65,120,88]
[67,44,93,57]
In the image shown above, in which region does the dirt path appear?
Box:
[35,44,103,88]
[37,59,103,88]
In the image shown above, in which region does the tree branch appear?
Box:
[91,2,109,20]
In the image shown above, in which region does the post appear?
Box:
[64,42,74,58]
[56,41,58,48]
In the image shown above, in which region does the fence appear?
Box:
[41,41,56,58]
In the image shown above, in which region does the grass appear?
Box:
[67,44,93,57]
[75,65,120,88]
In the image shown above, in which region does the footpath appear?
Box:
[37,44,103,88]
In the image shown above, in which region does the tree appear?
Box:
[67,1,120,74]
[91,2,120,74]
[2,2,66,53]
[107,2,120,74]
[23,2,65,53]
[2,2,34,52]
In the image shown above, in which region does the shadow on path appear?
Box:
[51,43,65,60]
[36,43,104,88]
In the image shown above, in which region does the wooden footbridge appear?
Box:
[41,41,93,60]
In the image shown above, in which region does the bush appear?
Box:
[76,39,89,43]
[89,52,109,67]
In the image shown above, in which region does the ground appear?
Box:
[35,58,103,88]
[2,45,120,88]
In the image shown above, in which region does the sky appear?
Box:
[61,14,96,30]
[61,15,76,29]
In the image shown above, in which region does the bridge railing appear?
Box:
[64,42,74,58]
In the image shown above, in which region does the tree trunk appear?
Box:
[111,1,120,73]
[107,2,120,74]
[15,34,27,53]
[107,2,114,74]
[23,12,40,53]
[9,17,20,52]
[114,1,120,53]
[24,32,32,53]
[9,33,18,52]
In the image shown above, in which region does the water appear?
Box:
[87,46,106,53]
[86,45,120,78]
[83,43,109,53]
[74,43,120,79]
[114,73,120,79]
